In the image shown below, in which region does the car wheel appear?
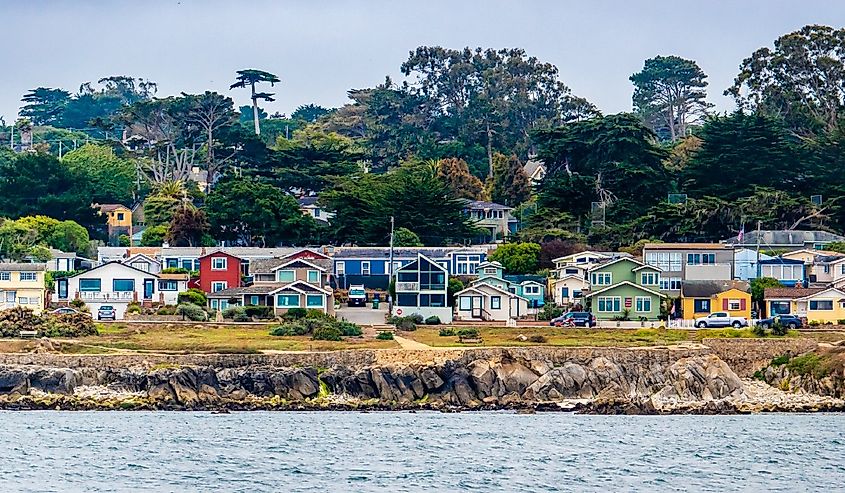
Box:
[788,322,797,330]
[696,322,707,328]
[732,321,742,328]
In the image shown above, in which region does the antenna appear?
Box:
[590,202,606,228]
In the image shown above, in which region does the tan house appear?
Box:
[0,263,47,314]
[96,203,133,245]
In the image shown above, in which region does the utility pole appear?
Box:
[58,140,63,160]
[388,216,395,314]
[755,220,762,279]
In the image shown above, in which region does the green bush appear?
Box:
[269,321,310,336]
[837,319,845,325]
[390,315,417,331]
[457,328,479,338]
[161,267,190,274]
[156,305,177,316]
[786,353,831,379]
[537,304,564,321]
[376,331,394,340]
[312,324,342,341]
[284,308,308,320]
[528,334,547,343]
[43,313,98,337]
[69,298,86,310]
[752,324,767,337]
[808,320,821,326]
[126,302,142,314]
[305,309,334,321]
[0,307,43,337]
[336,320,363,337]
[223,306,246,319]
[244,305,274,319]
[178,288,207,307]
[771,320,788,336]
[771,354,790,366]
[177,303,208,321]
[425,316,441,325]
[439,327,455,337]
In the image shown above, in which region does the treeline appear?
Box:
[0,24,843,252]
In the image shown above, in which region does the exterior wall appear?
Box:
[158,280,188,305]
[63,263,157,319]
[733,249,772,280]
[391,305,452,323]
[126,257,161,275]
[590,259,639,286]
[552,277,587,306]
[681,289,751,319]
[643,246,733,292]
[454,286,527,322]
[589,284,661,321]
[760,263,805,286]
[685,264,732,281]
[518,282,545,308]
[199,253,242,294]
[0,270,47,314]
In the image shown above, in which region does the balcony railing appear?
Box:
[79,291,135,302]
[396,282,419,292]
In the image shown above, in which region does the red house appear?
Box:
[198,251,243,294]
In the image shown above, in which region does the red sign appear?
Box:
[396,309,403,315]
[625,297,633,308]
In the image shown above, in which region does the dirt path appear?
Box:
[392,335,434,350]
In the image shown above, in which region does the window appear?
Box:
[117,212,125,221]
[687,253,700,265]
[165,259,179,268]
[133,262,150,272]
[181,259,194,271]
[29,297,39,305]
[5,291,15,303]
[419,294,446,307]
[660,277,681,290]
[18,297,29,305]
[211,257,228,270]
[561,287,569,298]
[635,296,652,312]
[524,285,539,295]
[491,296,501,309]
[770,301,791,315]
[314,209,321,218]
[361,261,370,276]
[455,255,480,275]
[306,295,324,307]
[669,253,682,271]
[459,296,472,311]
[20,272,37,282]
[210,299,219,310]
[307,270,320,283]
[484,267,497,274]
[79,279,102,292]
[688,253,716,265]
[640,272,659,285]
[824,265,831,274]
[397,293,418,306]
[591,272,612,286]
[276,294,300,307]
[211,281,227,293]
[565,268,579,274]
[597,296,621,313]
[728,299,742,311]
[219,300,229,310]
[694,299,711,313]
[158,280,178,291]
[113,279,135,292]
[336,261,345,276]
[250,296,260,306]
[0,272,9,281]
[277,270,295,282]
[810,300,834,310]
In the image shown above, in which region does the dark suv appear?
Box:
[756,314,802,330]
[550,312,596,327]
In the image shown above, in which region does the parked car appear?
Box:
[347,285,367,307]
[756,314,803,330]
[550,312,596,327]
[695,312,748,328]
[97,305,117,321]
[50,307,79,315]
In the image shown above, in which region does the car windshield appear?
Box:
[100,306,114,310]
[561,312,573,318]
[349,290,365,296]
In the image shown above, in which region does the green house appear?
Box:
[585,257,665,321]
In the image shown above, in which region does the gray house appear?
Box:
[723,230,845,251]
[642,243,734,295]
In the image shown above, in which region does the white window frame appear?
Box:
[336,261,345,276]
[211,257,228,271]
[20,272,37,282]
[361,261,371,276]
[17,297,29,305]
[277,270,296,282]
[307,270,320,283]
[728,299,741,311]
[635,296,652,313]
[0,272,9,281]
[591,272,612,286]
[211,281,228,293]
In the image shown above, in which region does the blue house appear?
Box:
[759,258,806,287]
[471,261,545,311]
[332,247,488,290]
[392,254,453,323]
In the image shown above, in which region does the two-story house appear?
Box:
[470,261,545,313]
[549,251,632,306]
[124,253,162,275]
[198,251,243,294]
[0,263,47,314]
[96,203,133,246]
[643,243,733,295]
[56,262,160,319]
[758,258,806,287]
[733,248,773,281]
[392,254,452,323]
[585,257,665,321]
[462,200,519,242]
[297,196,334,224]
[207,250,335,315]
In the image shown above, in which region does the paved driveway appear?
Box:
[336,304,388,326]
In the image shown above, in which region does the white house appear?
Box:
[392,254,453,323]
[733,248,773,281]
[454,282,529,323]
[123,253,162,275]
[56,262,161,320]
[551,274,589,306]
[157,273,190,305]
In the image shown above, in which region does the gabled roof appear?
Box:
[632,264,662,272]
[455,282,528,301]
[476,260,503,269]
[268,280,331,295]
[523,159,545,179]
[471,275,509,286]
[125,253,161,266]
[764,287,825,299]
[585,280,665,298]
[552,274,588,284]
[64,261,160,279]
[198,250,243,261]
[519,279,545,286]
[552,251,614,263]
[793,287,845,301]
[396,253,449,273]
[0,263,46,272]
[283,248,330,260]
[681,280,750,298]
[588,256,645,272]
[96,204,130,212]
[461,199,513,211]
[270,258,327,272]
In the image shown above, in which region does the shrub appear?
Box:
[126,302,142,314]
[43,313,98,337]
[837,319,845,325]
[771,354,790,366]
[528,334,547,343]
[786,353,831,379]
[178,288,207,307]
[771,320,788,336]
[439,327,455,337]
[376,331,394,340]
[808,320,821,326]
[305,309,334,321]
[425,316,441,325]
[161,267,190,274]
[244,305,273,319]
[336,320,363,337]
[457,328,479,338]
[177,303,208,321]
[409,313,424,324]
[223,306,246,319]
[69,298,86,310]
[0,307,43,337]
[269,321,310,336]
[312,324,342,341]
[284,308,308,320]
[752,324,767,337]
[390,315,417,331]
[156,306,177,316]
[537,304,564,321]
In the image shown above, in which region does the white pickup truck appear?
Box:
[694,312,749,328]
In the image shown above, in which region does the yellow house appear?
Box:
[97,204,132,229]
[681,280,751,319]
[765,286,845,323]
[0,263,47,314]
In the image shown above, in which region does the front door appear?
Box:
[471,296,483,318]
[144,280,154,300]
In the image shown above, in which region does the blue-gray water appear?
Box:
[0,411,843,492]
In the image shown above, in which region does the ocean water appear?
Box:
[0,411,842,492]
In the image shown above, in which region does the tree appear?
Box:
[62,144,138,205]
[167,205,210,247]
[19,88,71,126]
[488,242,541,274]
[144,195,181,227]
[141,225,168,246]
[750,277,782,310]
[46,220,90,254]
[292,104,332,123]
[630,56,711,141]
[727,25,845,135]
[0,219,39,261]
[180,91,237,191]
[205,177,315,246]
[393,227,423,247]
[230,69,280,135]
[538,239,587,269]
[490,153,531,206]
[447,277,464,307]
[436,157,485,200]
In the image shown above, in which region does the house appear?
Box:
[161,247,298,274]
[198,251,243,294]
[96,204,133,246]
[0,263,47,314]
[551,273,588,306]
[681,280,751,320]
[454,282,529,323]
[758,258,806,287]
[552,251,632,273]
[392,254,452,323]
[123,253,162,275]
[38,249,92,272]
[157,273,190,305]
[724,230,845,251]
[208,252,335,315]
[55,262,160,319]
[97,247,162,265]
[297,196,334,223]
[763,286,845,322]
[585,257,665,321]
[733,248,772,281]
[332,246,488,290]
[522,158,546,184]
[807,253,845,284]
[643,243,734,295]
[462,200,519,242]
[470,261,545,311]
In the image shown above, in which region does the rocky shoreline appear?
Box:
[0,340,842,414]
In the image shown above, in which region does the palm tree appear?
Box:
[230,69,280,135]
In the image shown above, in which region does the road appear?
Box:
[336,303,388,326]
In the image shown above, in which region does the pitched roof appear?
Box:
[159,273,189,281]
[0,263,46,272]
[793,287,845,301]
[461,199,513,211]
[589,256,645,272]
[297,196,319,206]
[586,280,665,298]
[644,243,728,250]
[681,280,750,298]
[96,204,129,212]
[331,246,487,260]
[64,261,160,279]
[522,158,545,178]
[764,287,825,299]
[724,230,845,246]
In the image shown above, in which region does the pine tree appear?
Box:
[435,158,485,200]
[490,153,531,206]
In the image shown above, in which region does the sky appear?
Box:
[1,0,844,123]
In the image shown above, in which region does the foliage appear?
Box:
[489,153,531,207]
[438,327,455,337]
[390,315,419,331]
[62,144,138,206]
[0,216,90,259]
[424,316,441,325]
[177,288,207,306]
[0,307,96,338]
[436,157,485,199]
[176,303,208,321]
[243,305,274,319]
[393,227,423,247]
[489,242,541,274]
[538,239,586,269]
[527,335,548,343]
[457,328,479,338]
[447,277,464,307]
[376,331,395,340]
[161,267,190,274]
[284,308,308,320]
[268,314,361,340]
[166,205,210,247]
[537,304,564,321]
[750,277,782,304]
[140,224,168,246]
[336,320,363,337]
[786,353,832,379]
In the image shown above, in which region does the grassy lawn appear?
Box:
[405,326,809,348]
[0,323,399,354]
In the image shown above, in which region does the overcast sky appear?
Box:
[1,0,844,123]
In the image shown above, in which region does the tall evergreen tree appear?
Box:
[436,157,485,200]
[489,153,531,206]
